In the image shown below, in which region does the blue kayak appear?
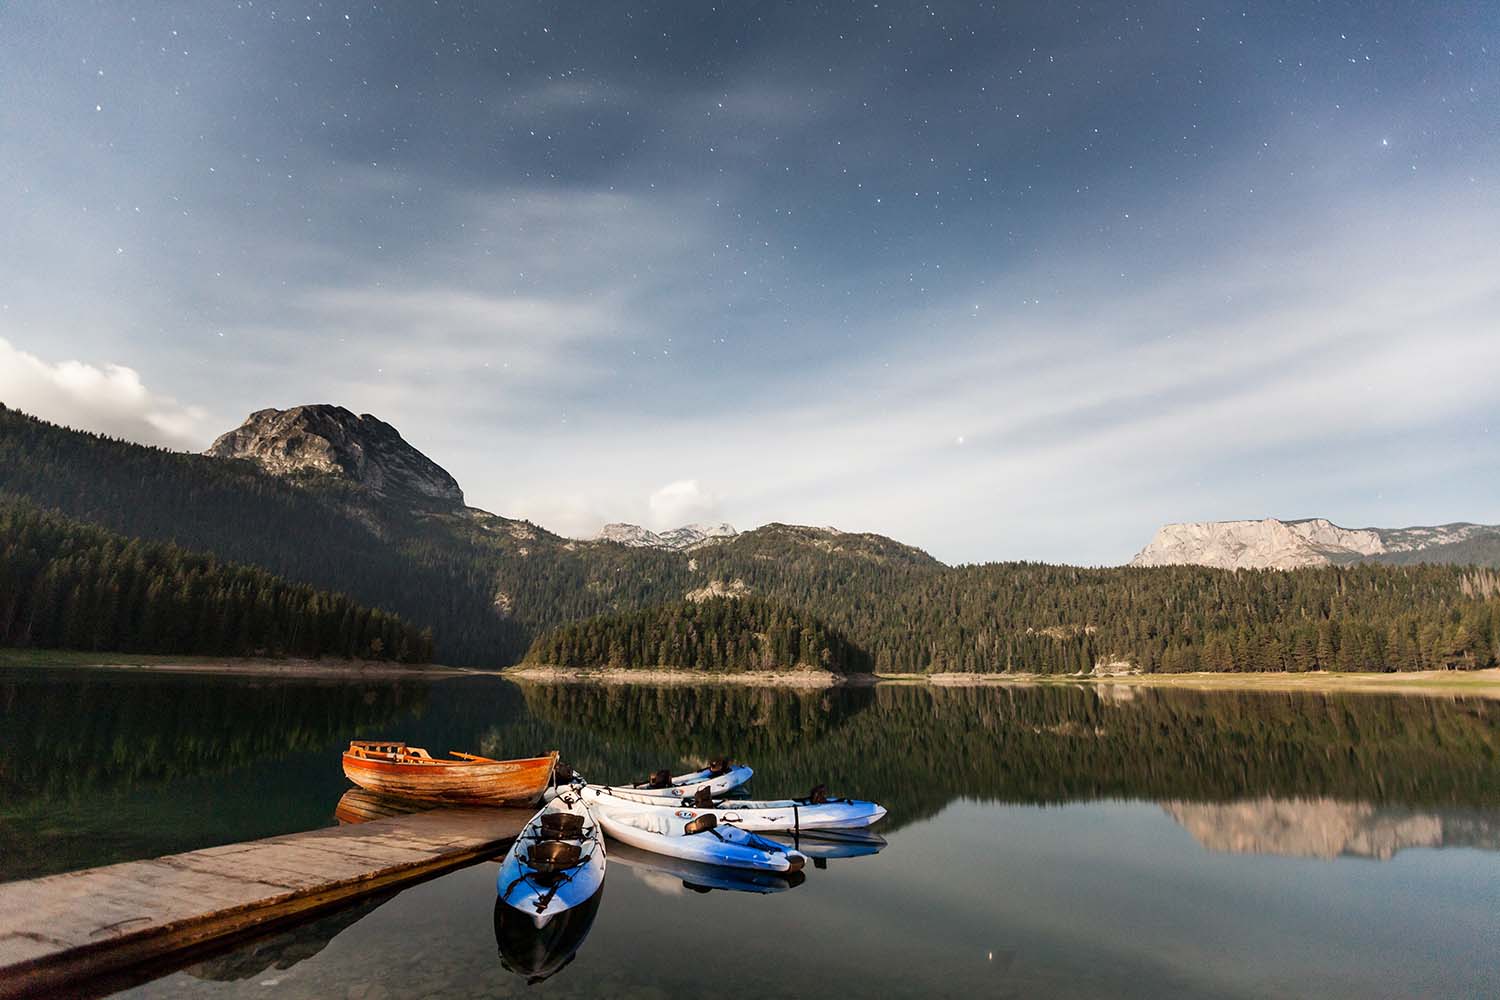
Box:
[497,786,606,928]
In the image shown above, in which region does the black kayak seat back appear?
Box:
[684,813,718,835]
[527,840,582,873]
[538,812,585,841]
[643,768,673,789]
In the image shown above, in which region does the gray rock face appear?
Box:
[1130,517,1499,570]
[595,522,737,551]
[206,405,463,508]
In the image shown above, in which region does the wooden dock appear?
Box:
[0,807,527,999]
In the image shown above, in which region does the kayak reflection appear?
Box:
[607,840,806,894]
[494,889,603,984]
[772,828,888,863]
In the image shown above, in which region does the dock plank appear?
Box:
[0,806,527,999]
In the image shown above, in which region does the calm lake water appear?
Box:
[4,667,1499,998]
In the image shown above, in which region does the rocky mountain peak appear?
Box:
[595,522,738,551]
[205,404,464,508]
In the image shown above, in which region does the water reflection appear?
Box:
[34,666,1485,1000]
[779,828,889,862]
[7,667,1500,883]
[332,789,431,825]
[606,840,807,896]
[514,681,1500,825]
[183,893,397,983]
[1163,798,1500,860]
[493,891,603,984]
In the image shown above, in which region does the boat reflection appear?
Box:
[494,890,603,984]
[773,828,888,867]
[608,841,806,894]
[333,787,433,825]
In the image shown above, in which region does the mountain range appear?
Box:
[2,401,1497,673]
[1131,518,1500,571]
[594,522,738,551]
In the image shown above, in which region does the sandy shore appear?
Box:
[921,668,1500,700]
[502,665,844,688]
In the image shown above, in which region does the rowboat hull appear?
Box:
[342,749,558,805]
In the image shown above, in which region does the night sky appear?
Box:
[2,2,1497,563]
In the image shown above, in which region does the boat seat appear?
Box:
[527,840,582,874]
[684,813,718,836]
[538,812,585,841]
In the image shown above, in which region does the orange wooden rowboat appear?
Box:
[341,741,558,806]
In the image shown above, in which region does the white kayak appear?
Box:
[496,787,606,928]
[555,763,753,801]
[588,797,807,873]
[579,784,887,832]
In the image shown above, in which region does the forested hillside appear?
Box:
[523,596,871,673]
[3,404,1498,674]
[0,499,431,661]
[0,405,519,663]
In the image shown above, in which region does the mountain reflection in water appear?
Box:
[6,668,1500,883]
[1163,798,1500,860]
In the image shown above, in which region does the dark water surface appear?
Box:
[3,667,1499,997]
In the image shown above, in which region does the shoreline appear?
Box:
[6,651,1499,698]
[919,668,1500,699]
[501,665,844,687]
[508,664,1500,698]
[0,651,471,679]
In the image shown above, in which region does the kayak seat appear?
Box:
[643,768,673,789]
[538,812,585,841]
[527,840,582,874]
[690,787,716,809]
[706,756,732,777]
[684,813,718,835]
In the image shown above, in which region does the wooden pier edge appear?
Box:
[0,808,527,1000]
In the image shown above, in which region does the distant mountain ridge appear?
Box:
[595,521,738,551]
[1131,517,1500,570]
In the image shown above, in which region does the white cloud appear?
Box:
[648,480,721,529]
[0,337,209,449]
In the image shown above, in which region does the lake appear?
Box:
[3,667,1498,997]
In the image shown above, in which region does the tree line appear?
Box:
[0,498,432,661]
[6,405,1500,674]
[522,596,871,673]
[683,528,1500,674]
